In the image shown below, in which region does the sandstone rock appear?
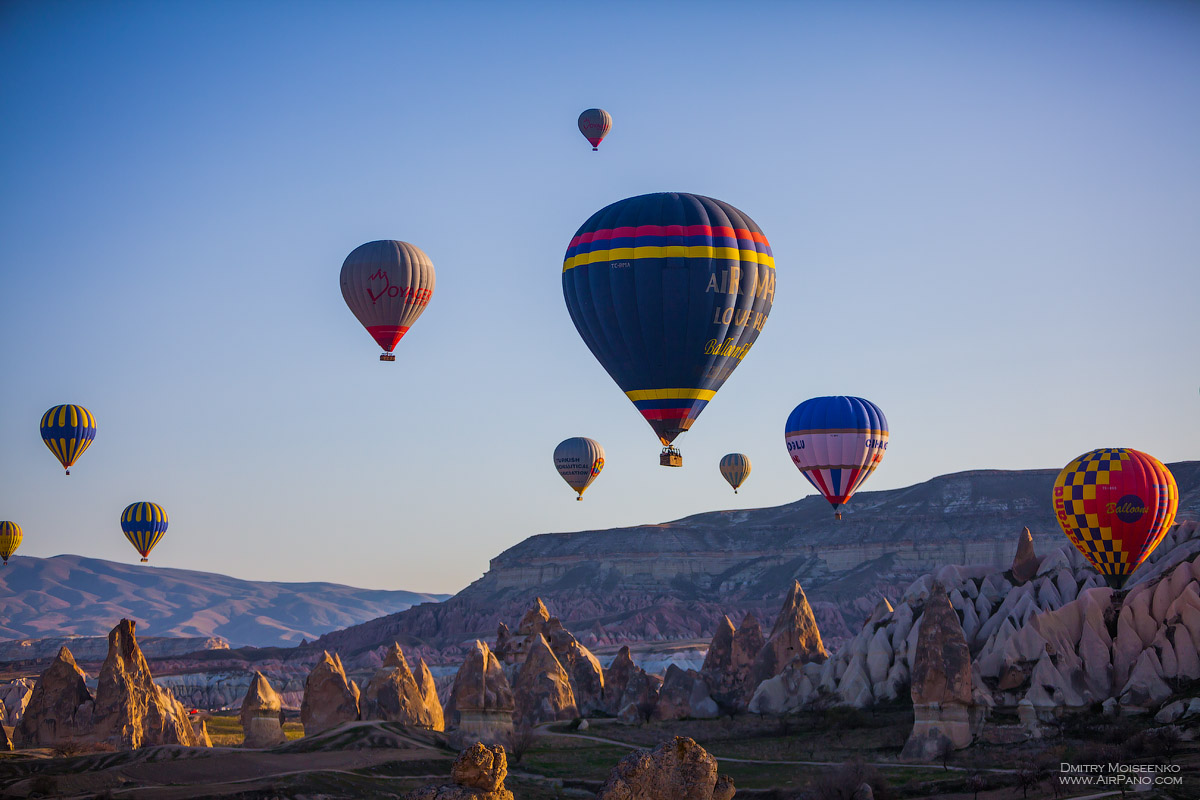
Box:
[409,741,515,800]
[902,584,974,758]
[239,671,287,748]
[192,718,212,747]
[700,617,735,685]
[518,598,551,636]
[513,634,576,726]
[446,640,515,737]
[415,658,446,731]
[13,647,93,747]
[494,622,513,662]
[90,620,204,749]
[300,651,360,735]
[597,736,735,800]
[452,741,509,791]
[359,642,443,729]
[1,720,11,752]
[751,581,827,687]
[1012,527,1040,583]
[748,657,819,715]
[1119,648,1172,710]
[653,665,717,721]
[617,667,662,724]
[604,646,638,715]
[1,678,34,725]
[547,627,605,715]
[1156,700,1186,724]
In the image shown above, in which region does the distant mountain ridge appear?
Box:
[0,554,449,648]
[311,462,1200,661]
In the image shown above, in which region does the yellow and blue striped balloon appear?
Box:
[120,502,168,562]
[719,453,752,494]
[39,404,97,475]
[0,521,22,565]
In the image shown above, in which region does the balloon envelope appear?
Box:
[554,437,605,499]
[340,240,435,357]
[0,521,22,565]
[121,502,168,562]
[40,404,96,475]
[577,108,612,150]
[562,193,775,453]
[785,396,888,517]
[719,453,751,493]
[1052,448,1178,589]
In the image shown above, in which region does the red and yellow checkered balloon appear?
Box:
[1052,448,1178,589]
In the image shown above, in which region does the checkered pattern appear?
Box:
[1054,449,1130,576]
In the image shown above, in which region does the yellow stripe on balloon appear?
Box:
[624,388,717,402]
[563,246,775,271]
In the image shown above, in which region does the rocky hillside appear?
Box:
[311,462,1200,662]
[0,554,449,648]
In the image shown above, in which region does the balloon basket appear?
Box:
[65,470,70,476]
[659,447,683,468]
[576,496,582,502]
[834,511,842,520]
[379,353,396,362]
[140,557,148,563]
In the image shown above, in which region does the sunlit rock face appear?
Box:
[300,651,360,736]
[512,634,577,726]
[89,620,206,749]
[358,642,444,730]
[409,741,514,800]
[16,621,208,750]
[239,671,286,747]
[596,736,735,800]
[13,647,93,748]
[445,640,514,745]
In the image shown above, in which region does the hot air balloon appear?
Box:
[340,240,435,361]
[785,396,888,519]
[0,522,22,566]
[719,453,752,494]
[577,108,611,151]
[562,193,775,467]
[1052,448,1178,589]
[554,437,605,500]
[40,404,97,475]
[120,502,168,562]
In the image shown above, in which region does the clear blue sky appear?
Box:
[2,1,1197,594]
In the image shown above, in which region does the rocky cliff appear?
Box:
[312,463,1200,661]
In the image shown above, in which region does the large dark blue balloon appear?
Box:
[562,193,776,450]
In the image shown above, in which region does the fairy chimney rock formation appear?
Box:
[360,642,444,730]
[239,671,287,747]
[751,581,828,686]
[701,617,736,676]
[518,598,551,636]
[597,736,736,800]
[0,720,11,752]
[409,741,514,800]
[13,647,94,747]
[902,583,975,759]
[300,651,361,736]
[703,614,766,707]
[1011,527,1040,584]
[90,619,204,748]
[513,634,578,725]
[414,657,446,731]
[548,627,605,714]
[445,640,515,743]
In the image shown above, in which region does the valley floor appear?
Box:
[2,711,1197,800]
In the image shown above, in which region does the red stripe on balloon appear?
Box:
[367,325,410,352]
[569,225,768,247]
